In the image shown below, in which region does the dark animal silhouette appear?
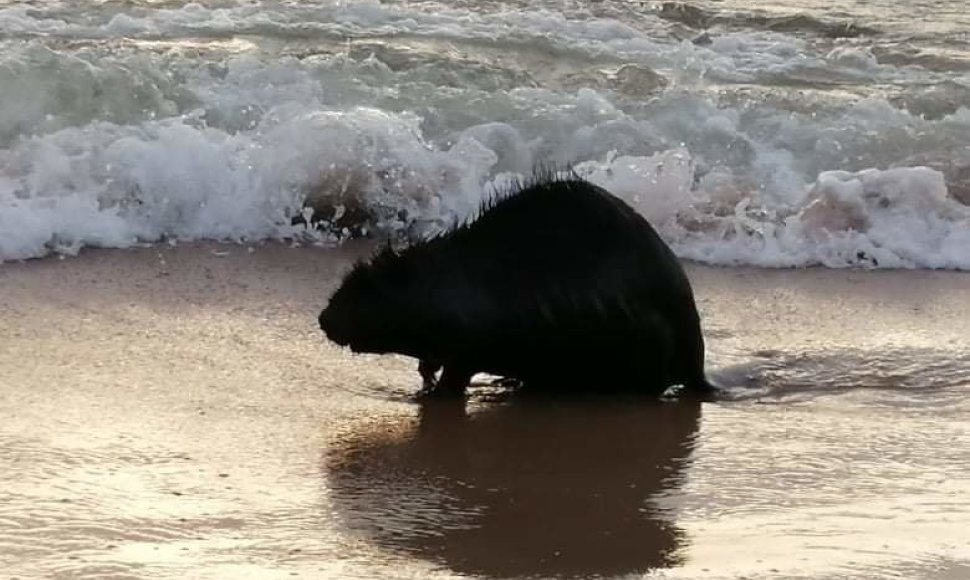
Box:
[319,176,712,397]
[326,396,701,578]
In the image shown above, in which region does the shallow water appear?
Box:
[1,0,969,267]
[1,245,968,579]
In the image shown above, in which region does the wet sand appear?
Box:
[1,243,969,579]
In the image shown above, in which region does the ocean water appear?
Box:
[1,0,969,268]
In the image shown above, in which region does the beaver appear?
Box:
[319,176,713,397]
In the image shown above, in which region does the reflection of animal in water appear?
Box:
[319,176,713,397]
[326,396,701,578]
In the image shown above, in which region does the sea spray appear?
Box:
[1,0,969,268]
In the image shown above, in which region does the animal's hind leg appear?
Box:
[438,366,474,396]
[418,359,442,389]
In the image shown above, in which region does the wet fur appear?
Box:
[319,175,711,396]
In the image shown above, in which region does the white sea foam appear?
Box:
[1,0,968,268]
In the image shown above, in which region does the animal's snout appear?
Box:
[318,307,350,346]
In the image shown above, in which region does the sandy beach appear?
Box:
[2,243,969,580]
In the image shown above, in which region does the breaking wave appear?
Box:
[1,0,969,268]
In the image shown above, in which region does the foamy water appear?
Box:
[1,0,969,267]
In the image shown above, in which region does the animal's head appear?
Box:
[318,246,418,354]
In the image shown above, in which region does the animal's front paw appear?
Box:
[418,359,442,390]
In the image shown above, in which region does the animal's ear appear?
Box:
[341,258,379,291]
[371,242,398,268]
[348,258,371,276]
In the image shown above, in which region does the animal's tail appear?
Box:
[682,376,720,401]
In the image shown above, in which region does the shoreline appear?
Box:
[6,238,970,274]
